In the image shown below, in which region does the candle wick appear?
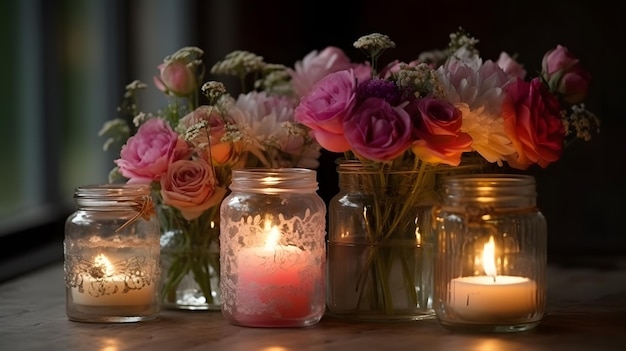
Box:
[492,275,497,283]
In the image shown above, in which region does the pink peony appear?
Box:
[288,46,353,97]
[115,118,189,184]
[541,45,591,104]
[160,158,227,220]
[294,70,357,152]
[409,97,473,166]
[344,97,413,162]
[153,60,196,96]
[497,52,527,79]
[502,77,565,169]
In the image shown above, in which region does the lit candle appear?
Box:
[234,223,316,324]
[71,254,155,306]
[450,237,537,321]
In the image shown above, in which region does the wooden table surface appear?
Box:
[1,257,626,351]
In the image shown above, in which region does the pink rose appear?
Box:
[288,46,353,97]
[294,70,357,152]
[115,118,189,184]
[178,105,225,132]
[153,60,196,96]
[160,158,227,220]
[409,97,473,166]
[380,59,403,78]
[344,97,413,161]
[497,52,527,79]
[352,62,374,83]
[502,78,565,169]
[541,45,591,104]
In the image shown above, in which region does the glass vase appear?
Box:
[326,161,439,321]
[433,174,547,332]
[158,204,221,310]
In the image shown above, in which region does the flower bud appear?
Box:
[541,45,591,104]
[154,60,196,96]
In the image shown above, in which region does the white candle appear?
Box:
[450,275,537,321]
[449,236,537,321]
[71,254,155,306]
[234,225,317,324]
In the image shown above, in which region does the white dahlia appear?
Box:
[437,58,516,165]
[228,91,320,168]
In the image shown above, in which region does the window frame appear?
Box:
[0,0,195,282]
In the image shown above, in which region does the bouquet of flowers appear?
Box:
[294,31,600,318]
[99,47,322,309]
[296,30,599,170]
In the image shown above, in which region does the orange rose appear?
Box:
[180,106,242,166]
[208,140,243,166]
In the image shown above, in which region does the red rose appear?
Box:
[409,97,473,166]
[502,78,565,169]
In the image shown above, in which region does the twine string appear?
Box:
[115,195,155,233]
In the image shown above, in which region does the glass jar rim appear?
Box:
[440,174,537,205]
[74,184,151,200]
[74,184,153,211]
[441,174,536,188]
[335,159,433,174]
[230,168,318,193]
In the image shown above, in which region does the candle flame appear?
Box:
[482,236,497,278]
[264,222,281,249]
[94,253,115,276]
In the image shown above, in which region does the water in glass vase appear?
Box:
[326,161,439,321]
[327,239,436,321]
[160,229,221,311]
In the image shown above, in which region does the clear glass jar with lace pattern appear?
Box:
[219,168,326,327]
[64,184,161,323]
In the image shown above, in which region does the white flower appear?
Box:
[447,46,481,68]
[228,91,320,168]
[437,59,516,165]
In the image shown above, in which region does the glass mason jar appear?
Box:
[64,184,161,323]
[220,168,326,327]
[433,174,547,332]
[327,161,439,321]
[159,203,221,310]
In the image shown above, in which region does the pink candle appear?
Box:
[233,227,317,326]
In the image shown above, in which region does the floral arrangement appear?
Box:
[99,46,325,307]
[295,30,599,170]
[293,30,600,316]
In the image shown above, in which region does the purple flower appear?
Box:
[355,78,403,106]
